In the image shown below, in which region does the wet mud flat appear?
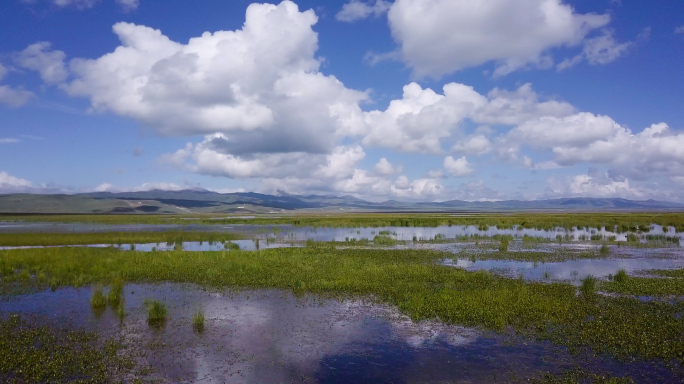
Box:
[1,284,681,383]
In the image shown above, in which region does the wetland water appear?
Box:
[2,221,684,282]
[2,221,684,381]
[0,239,294,252]
[2,221,683,243]
[443,256,684,282]
[0,284,679,383]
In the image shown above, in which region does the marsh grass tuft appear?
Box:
[146,300,168,328]
[107,278,124,307]
[599,244,610,256]
[373,235,397,246]
[90,285,107,310]
[498,238,510,252]
[192,309,205,333]
[580,276,597,298]
[614,269,628,284]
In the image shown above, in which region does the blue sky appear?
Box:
[1,0,683,202]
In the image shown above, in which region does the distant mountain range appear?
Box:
[0,189,683,214]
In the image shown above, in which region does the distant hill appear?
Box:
[0,190,682,214]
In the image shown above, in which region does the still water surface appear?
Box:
[0,284,679,383]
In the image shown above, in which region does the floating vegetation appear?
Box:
[0,314,134,382]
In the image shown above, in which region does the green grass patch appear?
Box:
[526,366,635,383]
[643,268,684,278]
[601,276,684,296]
[459,250,607,262]
[0,231,242,247]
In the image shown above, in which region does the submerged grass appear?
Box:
[192,309,205,333]
[2,245,684,361]
[0,231,242,247]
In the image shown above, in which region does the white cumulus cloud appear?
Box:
[547,172,648,200]
[15,42,68,84]
[0,171,33,193]
[557,29,631,70]
[93,181,184,193]
[508,112,622,149]
[66,1,367,156]
[0,63,34,108]
[373,158,402,175]
[116,0,139,11]
[386,0,611,77]
[352,82,574,154]
[452,135,492,156]
[53,0,99,9]
[444,156,473,177]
